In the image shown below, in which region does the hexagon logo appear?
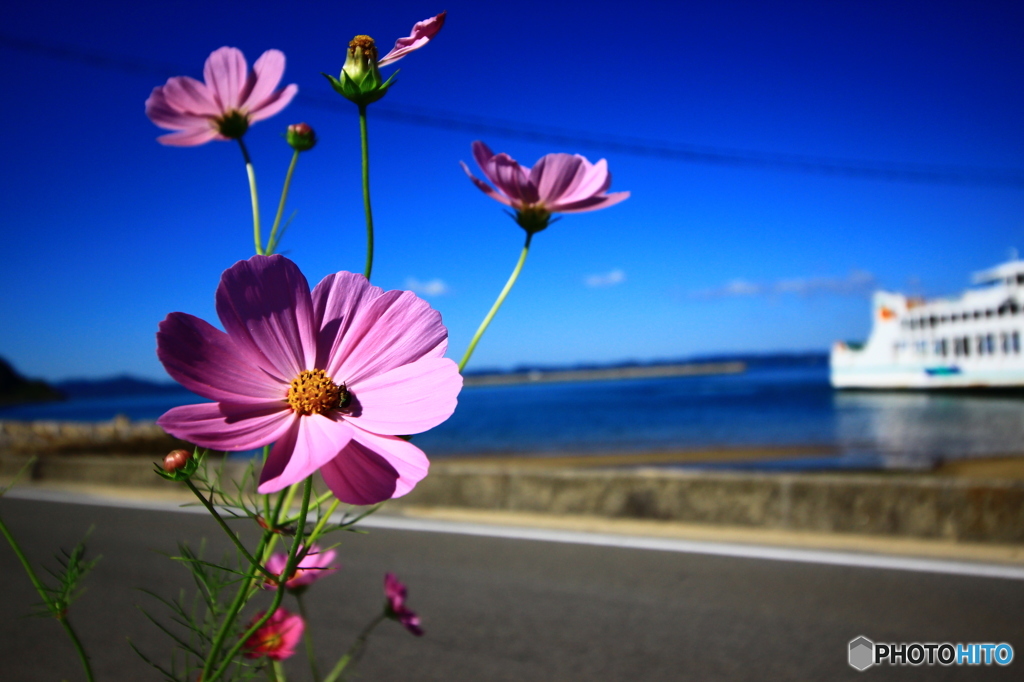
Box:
[849,636,874,671]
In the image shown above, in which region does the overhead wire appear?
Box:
[3,31,1022,189]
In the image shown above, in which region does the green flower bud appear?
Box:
[322,35,398,107]
[286,123,317,152]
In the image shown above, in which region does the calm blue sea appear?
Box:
[4,366,1024,470]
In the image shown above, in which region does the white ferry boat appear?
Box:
[830,259,1024,389]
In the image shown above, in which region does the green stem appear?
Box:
[185,479,274,581]
[297,593,321,682]
[459,232,533,372]
[265,482,302,559]
[58,616,95,682]
[358,104,374,280]
[238,138,264,255]
[306,499,341,545]
[271,660,286,682]
[0,515,95,682]
[267,149,300,255]
[208,478,313,682]
[322,613,386,682]
[201,532,271,681]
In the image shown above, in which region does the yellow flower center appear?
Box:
[286,369,346,416]
[349,35,378,59]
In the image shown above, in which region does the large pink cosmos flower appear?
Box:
[384,573,423,636]
[378,12,447,67]
[243,608,304,660]
[264,544,338,591]
[461,141,630,233]
[156,255,462,504]
[145,47,298,146]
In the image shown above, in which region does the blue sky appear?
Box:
[1,0,1022,381]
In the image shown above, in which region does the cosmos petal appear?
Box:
[257,414,354,493]
[347,357,461,435]
[157,401,293,451]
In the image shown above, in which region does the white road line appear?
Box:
[7,487,1024,581]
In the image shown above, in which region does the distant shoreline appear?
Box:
[463,361,747,387]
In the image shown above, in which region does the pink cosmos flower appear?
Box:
[264,544,338,591]
[378,12,447,67]
[243,608,304,660]
[384,573,423,636]
[156,255,462,504]
[461,141,630,232]
[145,47,298,146]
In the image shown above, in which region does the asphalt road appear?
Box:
[0,496,1021,681]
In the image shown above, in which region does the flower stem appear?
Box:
[201,531,271,681]
[458,232,533,372]
[306,498,341,545]
[208,478,314,682]
[185,479,275,581]
[238,138,264,255]
[267,149,300,255]
[59,617,95,682]
[0,514,95,682]
[358,104,374,280]
[297,593,321,682]
[322,613,386,682]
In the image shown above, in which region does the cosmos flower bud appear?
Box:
[286,123,317,152]
[155,447,203,481]
[324,35,393,106]
[163,449,191,472]
[322,14,445,108]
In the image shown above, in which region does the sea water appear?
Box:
[4,365,1024,470]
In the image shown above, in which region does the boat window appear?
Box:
[1018,274,1024,285]
[986,334,995,354]
[1012,301,1020,315]
[974,311,982,319]
[963,336,971,356]
[940,315,948,323]
[929,315,937,326]
[986,309,994,318]
[1002,333,1009,354]
[1014,331,1021,354]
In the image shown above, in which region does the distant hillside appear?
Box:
[54,375,184,399]
[20,351,829,400]
[0,357,64,406]
[463,351,829,377]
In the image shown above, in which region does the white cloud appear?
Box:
[585,268,626,288]
[691,270,876,299]
[405,277,450,297]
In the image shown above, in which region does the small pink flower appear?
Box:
[264,544,338,591]
[378,12,447,67]
[243,608,304,660]
[384,573,423,636]
[462,141,630,233]
[156,255,462,504]
[145,47,298,146]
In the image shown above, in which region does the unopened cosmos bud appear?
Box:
[163,449,191,472]
[286,123,317,151]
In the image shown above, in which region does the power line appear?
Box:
[3,32,1023,189]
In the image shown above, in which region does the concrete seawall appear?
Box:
[2,454,1023,545]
